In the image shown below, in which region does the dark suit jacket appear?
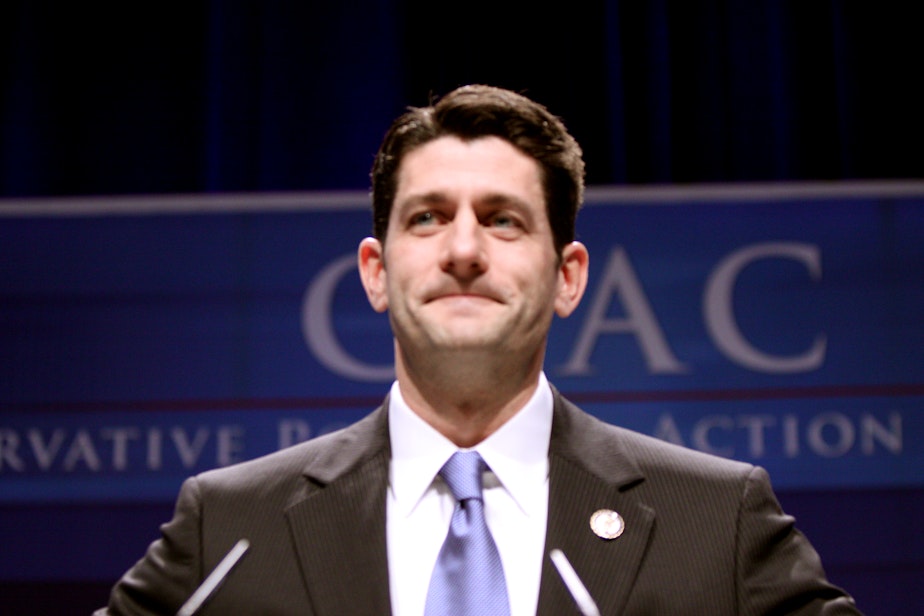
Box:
[97,392,860,615]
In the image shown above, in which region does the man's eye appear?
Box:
[410,211,436,226]
[489,213,519,228]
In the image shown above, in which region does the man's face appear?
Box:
[359,135,587,369]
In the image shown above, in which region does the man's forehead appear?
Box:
[393,135,543,199]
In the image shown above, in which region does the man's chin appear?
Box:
[427,331,506,353]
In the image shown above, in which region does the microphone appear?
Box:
[549,549,601,616]
[176,538,250,616]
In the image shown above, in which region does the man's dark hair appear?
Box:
[370,85,585,254]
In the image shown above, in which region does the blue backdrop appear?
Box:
[2,184,922,613]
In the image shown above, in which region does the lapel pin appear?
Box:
[590,509,625,540]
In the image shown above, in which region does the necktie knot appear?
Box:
[439,450,486,502]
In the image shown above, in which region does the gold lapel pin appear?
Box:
[590,509,625,540]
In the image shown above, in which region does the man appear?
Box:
[97,85,860,615]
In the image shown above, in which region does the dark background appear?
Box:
[4,2,922,198]
[2,2,922,614]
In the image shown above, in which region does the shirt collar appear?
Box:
[388,373,553,518]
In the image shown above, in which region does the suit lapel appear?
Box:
[284,406,393,616]
[278,392,656,615]
[537,393,655,616]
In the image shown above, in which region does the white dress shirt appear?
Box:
[386,373,553,616]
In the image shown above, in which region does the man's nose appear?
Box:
[439,207,487,277]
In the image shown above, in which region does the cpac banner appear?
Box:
[1,184,922,502]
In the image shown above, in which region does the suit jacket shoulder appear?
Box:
[538,392,861,615]
[98,404,392,616]
[194,403,389,497]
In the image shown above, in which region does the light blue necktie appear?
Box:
[424,451,511,616]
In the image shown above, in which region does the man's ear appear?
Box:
[358,237,388,313]
[554,241,589,318]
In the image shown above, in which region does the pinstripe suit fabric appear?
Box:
[97,391,861,615]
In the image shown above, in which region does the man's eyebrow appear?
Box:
[394,191,450,211]
[479,192,535,211]
[395,191,538,216]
